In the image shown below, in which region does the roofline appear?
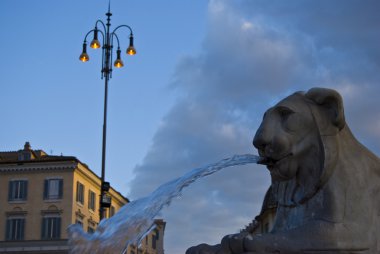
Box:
[0,156,130,203]
[0,157,78,165]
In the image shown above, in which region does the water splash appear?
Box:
[68,154,260,254]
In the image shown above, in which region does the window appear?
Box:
[88,190,96,211]
[5,218,25,240]
[87,220,96,234]
[110,206,115,217]
[152,229,159,250]
[75,218,83,228]
[18,152,31,161]
[264,222,269,233]
[155,229,159,240]
[41,217,61,240]
[76,182,84,204]
[152,235,157,249]
[23,152,31,160]
[43,179,63,200]
[8,180,28,201]
[87,226,95,234]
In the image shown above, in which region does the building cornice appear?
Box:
[0,155,129,204]
[0,161,77,173]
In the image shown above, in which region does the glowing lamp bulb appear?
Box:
[126,46,136,55]
[79,53,89,62]
[90,28,101,49]
[114,49,124,68]
[114,59,124,68]
[90,40,101,49]
[126,34,136,55]
[79,42,89,62]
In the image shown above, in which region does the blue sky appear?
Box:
[0,0,207,192]
[1,0,380,253]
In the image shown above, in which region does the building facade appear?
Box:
[127,219,166,254]
[0,142,165,254]
[241,185,277,235]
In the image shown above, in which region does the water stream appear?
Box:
[67,154,260,253]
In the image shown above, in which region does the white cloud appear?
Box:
[218,124,237,140]
[241,21,253,31]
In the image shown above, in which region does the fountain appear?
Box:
[67,154,260,253]
[68,87,380,254]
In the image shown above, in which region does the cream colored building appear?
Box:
[241,186,277,235]
[0,142,165,254]
[127,219,166,254]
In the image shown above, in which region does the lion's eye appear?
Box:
[278,107,294,120]
[277,107,304,132]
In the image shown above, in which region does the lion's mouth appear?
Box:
[258,153,292,168]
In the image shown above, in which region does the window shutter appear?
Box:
[76,182,79,202]
[23,181,28,200]
[152,233,157,249]
[55,217,61,239]
[20,219,25,240]
[58,179,63,199]
[155,229,159,240]
[82,185,85,204]
[5,219,11,240]
[41,218,46,239]
[19,181,24,199]
[8,182,13,201]
[88,191,91,209]
[43,180,48,199]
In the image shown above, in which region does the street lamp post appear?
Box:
[79,4,136,221]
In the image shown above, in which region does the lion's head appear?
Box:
[253,88,346,205]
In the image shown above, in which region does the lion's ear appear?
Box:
[305,87,345,130]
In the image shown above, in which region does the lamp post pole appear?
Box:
[79,4,136,221]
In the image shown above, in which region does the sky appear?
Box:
[1,0,380,253]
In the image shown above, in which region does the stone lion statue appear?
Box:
[187,87,380,254]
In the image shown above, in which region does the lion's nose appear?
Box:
[253,126,270,156]
[253,138,265,156]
